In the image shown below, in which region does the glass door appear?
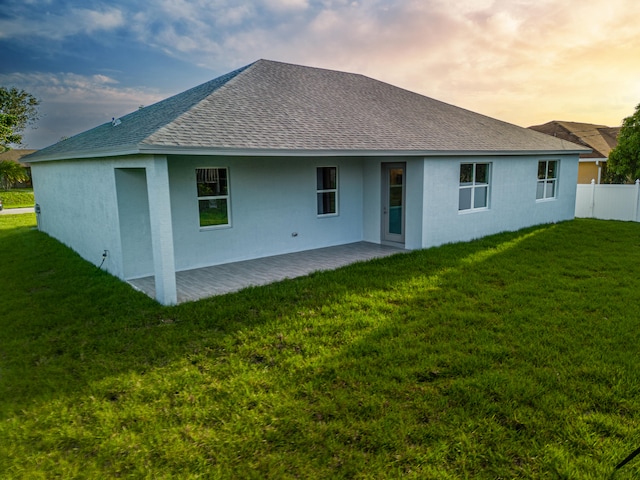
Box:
[382,163,405,244]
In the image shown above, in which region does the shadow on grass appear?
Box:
[0,216,551,416]
[268,219,640,477]
[3,215,640,477]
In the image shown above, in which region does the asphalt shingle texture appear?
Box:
[28,59,588,161]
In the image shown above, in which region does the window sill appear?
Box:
[458,207,489,215]
[199,224,232,232]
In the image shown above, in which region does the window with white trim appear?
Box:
[536,160,558,200]
[459,162,490,211]
[317,166,337,215]
[196,167,230,227]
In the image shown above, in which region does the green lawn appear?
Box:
[0,189,34,208]
[2,214,640,479]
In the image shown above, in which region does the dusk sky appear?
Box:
[2,0,640,150]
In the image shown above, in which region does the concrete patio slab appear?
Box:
[128,241,406,304]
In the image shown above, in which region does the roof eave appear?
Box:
[25,145,142,163]
[25,144,591,162]
[137,144,590,157]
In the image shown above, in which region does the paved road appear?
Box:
[0,207,35,215]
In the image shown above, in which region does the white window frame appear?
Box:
[536,160,558,201]
[459,162,491,212]
[196,167,231,229]
[316,166,338,217]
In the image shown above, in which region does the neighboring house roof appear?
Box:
[27,60,589,163]
[528,121,619,159]
[0,149,37,166]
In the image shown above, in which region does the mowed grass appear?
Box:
[0,189,34,208]
[2,214,640,479]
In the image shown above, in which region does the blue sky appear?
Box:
[2,0,640,149]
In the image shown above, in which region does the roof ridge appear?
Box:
[26,60,591,162]
[252,58,367,78]
[140,61,258,145]
[556,120,609,130]
[140,62,256,124]
[26,62,256,161]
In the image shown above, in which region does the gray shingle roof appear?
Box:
[27,59,589,162]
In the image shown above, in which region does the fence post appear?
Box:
[590,179,596,218]
[635,179,640,222]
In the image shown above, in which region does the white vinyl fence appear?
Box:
[575,179,640,222]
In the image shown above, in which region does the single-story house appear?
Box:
[528,120,620,184]
[26,59,589,305]
[0,149,37,188]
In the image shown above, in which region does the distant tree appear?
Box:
[0,86,40,150]
[0,113,21,149]
[0,160,29,190]
[606,103,640,183]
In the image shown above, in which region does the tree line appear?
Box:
[1,86,40,190]
[606,103,640,183]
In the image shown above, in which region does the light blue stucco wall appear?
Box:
[115,168,153,279]
[167,155,366,273]
[421,154,579,248]
[31,154,368,281]
[31,155,157,279]
[32,158,123,277]
[31,152,579,287]
[404,159,425,250]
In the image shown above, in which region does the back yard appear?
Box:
[1,214,640,479]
